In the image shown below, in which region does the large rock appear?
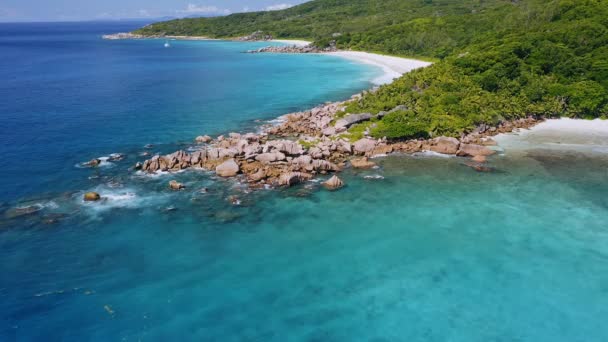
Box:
[83,192,101,201]
[312,159,339,172]
[264,140,304,155]
[353,138,377,154]
[216,159,240,177]
[322,127,336,136]
[430,137,460,155]
[457,144,496,157]
[334,113,373,130]
[195,135,213,143]
[337,141,352,154]
[278,172,312,186]
[249,169,268,182]
[218,148,238,159]
[323,175,344,190]
[351,157,376,168]
[255,152,286,163]
[243,143,262,158]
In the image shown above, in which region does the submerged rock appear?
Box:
[458,144,496,157]
[84,159,101,167]
[471,155,487,163]
[216,159,240,177]
[278,172,312,187]
[169,180,185,190]
[83,192,101,201]
[351,157,376,169]
[323,175,344,190]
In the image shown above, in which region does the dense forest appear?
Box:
[135,0,608,139]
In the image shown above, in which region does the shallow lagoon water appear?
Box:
[2,22,608,342]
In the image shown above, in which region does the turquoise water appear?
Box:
[2,22,608,341]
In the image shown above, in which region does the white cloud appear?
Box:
[137,9,151,17]
[178,4,231,15]
[265,3,293,11]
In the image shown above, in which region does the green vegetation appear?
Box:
[136,0,608,139]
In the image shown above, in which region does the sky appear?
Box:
[0,0,308,22]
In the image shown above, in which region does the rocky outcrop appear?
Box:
[84,192,101,201]
[247,44,337,54]
[323,175,344,190]
[102,32,145,40]
[255,152,286,163]
[216,159,240,177]
[238,31,273,41]
[430,137,460,155]
[195,135,212,143]
[334,113,372,130]
[133,85,540,190]
[169,180,185,190]
[353,138,377,154]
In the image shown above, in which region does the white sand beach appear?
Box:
[327,51,432,85]
[494,118,608,154]
[271,39,432,85]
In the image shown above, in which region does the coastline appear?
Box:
[101,32,605,190]
[268,39,432,85]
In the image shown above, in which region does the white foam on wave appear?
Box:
[132,169,190,179]
[364,175,385,180]
[77,186,170,214]
[15,200,59,211]
[413,151,455,158]
[370,154,388,159]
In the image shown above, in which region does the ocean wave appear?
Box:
[15,200,59,211]
[413,151,455,158]
[77,187,170,213]
[364,175,385,180]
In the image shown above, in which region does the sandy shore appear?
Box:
[270,39,432,85]
[494,118,608,154]
[327,51,432,85]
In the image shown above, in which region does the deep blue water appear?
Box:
[0,21,377,202]
[2,22,608,342]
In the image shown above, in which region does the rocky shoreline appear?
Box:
[133,94,541,189]
[246,43,337,54]
[102,30,540,189]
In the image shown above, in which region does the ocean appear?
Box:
[1,22,608,341]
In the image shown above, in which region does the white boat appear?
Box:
[164,41,170,48]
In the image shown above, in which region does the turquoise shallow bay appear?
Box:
[1,22,608,341]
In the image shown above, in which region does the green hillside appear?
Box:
[135,0,608,139]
